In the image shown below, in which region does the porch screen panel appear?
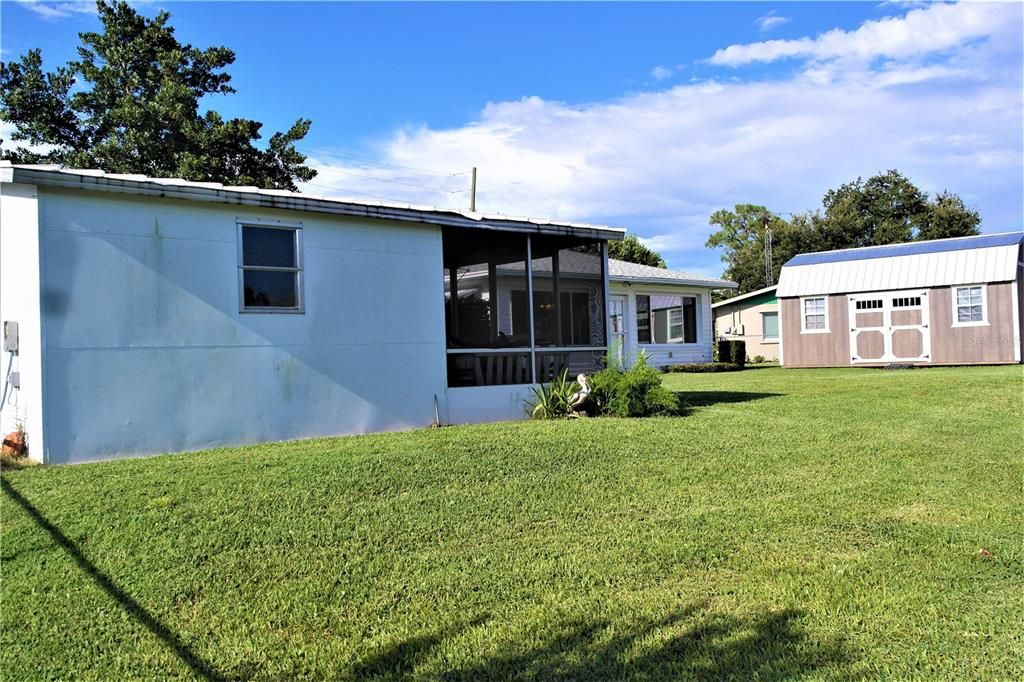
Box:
[443,230,528,349]
[443,228,607,386]
[557,242,605,348]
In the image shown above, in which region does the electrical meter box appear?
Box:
[3,321,18,353]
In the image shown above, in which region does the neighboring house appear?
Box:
[711,285,779,361]
[776,232,1024,367]
[606,260,736,368]
[0,163,729,464]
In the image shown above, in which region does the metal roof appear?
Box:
[480,257,735,289]
[608,259,737,289]
[711,284,778,309]
[786,232,1024,266]
[777,232,1023,297]
[0,162,626,241]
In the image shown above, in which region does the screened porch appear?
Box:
[443,227,608,387]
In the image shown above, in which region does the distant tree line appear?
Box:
[707,170,981,296]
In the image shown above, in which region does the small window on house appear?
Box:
[892,296,921,308]
[802,297,827,332]
[855,299,882,310]
[239,224,303,311]
[762,312,779,341]
[954,286,984,324]
[631,294,698,344]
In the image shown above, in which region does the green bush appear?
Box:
[752,355,766,364]
[665,362,743,373]
[527,369,580,419]
[717,339,747,367]
[587,353,678,417]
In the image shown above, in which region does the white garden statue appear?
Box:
[568,373,591,414]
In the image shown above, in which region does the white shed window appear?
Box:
[239,223,303,312]
[801,297,828,333]
[953,285,986,326]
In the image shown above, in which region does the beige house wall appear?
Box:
[713,299,780,361]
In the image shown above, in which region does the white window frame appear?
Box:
[664,295,699,344]
[800,296,829,334]
[761,311,779,343]
[951,284,988,328]
[667,307,684,342]
[237,219,304,314]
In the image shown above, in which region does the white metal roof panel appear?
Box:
[0,162,626,240]
[777,237,1022,297]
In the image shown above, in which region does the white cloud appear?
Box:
[300,3,1021,275]
[0,120,58,156]
[15,0,97,20]
[756,11,791,33]
[650,65,674,81]
[711,2,1014,66]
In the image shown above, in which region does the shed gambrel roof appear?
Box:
[777,232,1024,298]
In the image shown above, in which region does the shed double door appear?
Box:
[848,290,930,364]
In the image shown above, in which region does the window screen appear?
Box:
[240,225,302,310]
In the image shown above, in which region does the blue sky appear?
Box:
[2,1,1022,276]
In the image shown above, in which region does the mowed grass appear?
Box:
[2,366,1022,680]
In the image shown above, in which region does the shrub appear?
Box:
[527,369,579,419]
[588,353,677,417]
[665,362,743,373]
[752,355,766,364]
[717,339,746,367]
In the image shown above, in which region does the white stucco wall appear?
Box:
[35,187,448,463]
[446,384,537,424]
[609,282,714,367]
[0,183,46,461]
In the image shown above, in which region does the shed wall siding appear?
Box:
[37,188,447,463]
[779,295,850,367]
[781,282,1022,367]
[929,282,1017,364]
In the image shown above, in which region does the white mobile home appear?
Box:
[0,164,730,464]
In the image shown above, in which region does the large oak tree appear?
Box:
[0,1,316,190]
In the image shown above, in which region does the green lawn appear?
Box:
[2,366,1022,680]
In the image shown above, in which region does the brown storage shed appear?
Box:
[776,232,1024,367]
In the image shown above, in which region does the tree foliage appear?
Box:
[0,1,316,190]
[708,170,981,295]
[608,232,667,268]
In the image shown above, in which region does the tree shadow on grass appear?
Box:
[1,476,225,681]
[675,391,783,414]
[352,602,851,681]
